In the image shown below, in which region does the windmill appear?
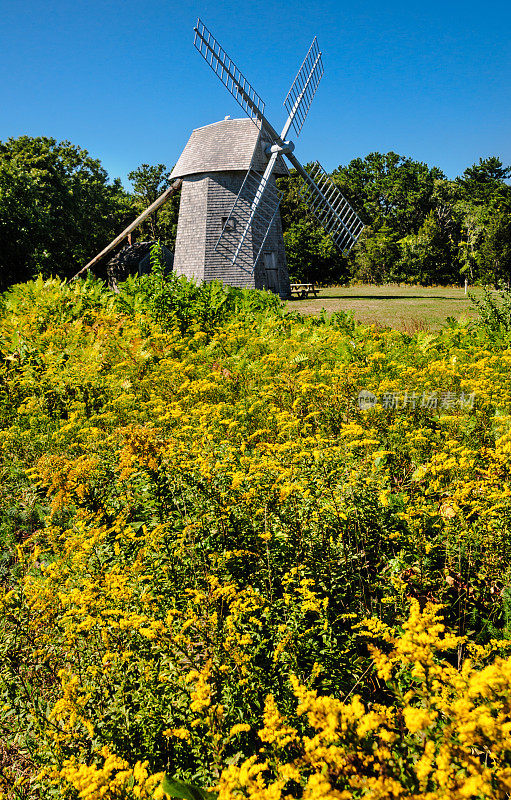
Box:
[170,20,364,297]
[74,20,363,292]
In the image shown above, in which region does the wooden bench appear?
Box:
[289,283,319,299]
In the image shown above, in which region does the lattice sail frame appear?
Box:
[300,162,364,251]
[194,19,266,123]
[214,168,283,275]
[283,37,324,137]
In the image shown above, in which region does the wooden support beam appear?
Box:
[71,178,182,280]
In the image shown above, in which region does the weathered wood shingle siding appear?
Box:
[172,175,209,282]
[171,118,288,179]
[204,172,250,287]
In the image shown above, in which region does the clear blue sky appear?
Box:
[1,0,510,189]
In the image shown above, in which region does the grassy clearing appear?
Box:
[286,283,478,331]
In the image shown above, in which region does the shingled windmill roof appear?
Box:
[170,118,289,179]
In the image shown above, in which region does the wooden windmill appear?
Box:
[170,116,290,295]
[75,20,363,293]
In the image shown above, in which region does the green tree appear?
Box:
[397,212,458,285]
[454,201,488,283]
[330,153,447,284]
[128,162,170,204]
[0,136,131,289]
[127,163,179,243]
[477,210,511,284]
[333,152,445,237]
[277,169,309,231]
[454,158,511,284]
[351,225,400,284]
[457,156,511,206]
[277,168,351,285]
[283,220,349,284]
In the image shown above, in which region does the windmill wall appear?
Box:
[171,175,209,283]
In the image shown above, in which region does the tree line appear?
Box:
[280,152,511,286]
[0,135,509,291]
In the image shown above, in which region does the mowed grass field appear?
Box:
[286,284,478,331]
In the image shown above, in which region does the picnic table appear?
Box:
[289,283,319,299]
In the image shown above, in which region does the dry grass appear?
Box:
[286,284,478,331]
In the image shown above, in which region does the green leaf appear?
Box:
[161,775,217,800]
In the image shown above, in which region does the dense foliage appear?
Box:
[1,135,509,290]
[126,165,180,246]
[0,137,132,290]
[1,275,511,798]
[280,154,511,286]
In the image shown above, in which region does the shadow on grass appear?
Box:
[310,294,464,302]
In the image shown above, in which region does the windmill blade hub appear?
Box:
[265,141,295,155]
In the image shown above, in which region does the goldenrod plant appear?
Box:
[0,274,511,798]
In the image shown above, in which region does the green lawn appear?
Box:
[286,284,479,331]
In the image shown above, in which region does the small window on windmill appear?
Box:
[221,216,236,233]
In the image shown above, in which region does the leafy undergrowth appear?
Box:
[1,276,511,798]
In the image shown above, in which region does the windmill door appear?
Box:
[263,252,279,293]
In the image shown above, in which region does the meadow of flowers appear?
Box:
[1,272,511,799]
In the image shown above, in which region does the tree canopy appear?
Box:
[0,136,131,289]
[278,153,510,286]
[127,162,179,244]
[332,151,445,236]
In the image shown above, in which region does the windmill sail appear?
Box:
[283,37,324,137]
[299,161,364,251]
[194,19,266,123]
[193,19,364,281]
[214,167,282,274]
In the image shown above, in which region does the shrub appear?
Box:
[115,243,283,333]
[470,284,511,344]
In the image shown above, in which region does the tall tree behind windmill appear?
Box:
[128,163,173,241]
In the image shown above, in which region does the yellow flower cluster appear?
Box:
[215,602,511,799]
[2,282,511,798]
[60,746,164,799]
